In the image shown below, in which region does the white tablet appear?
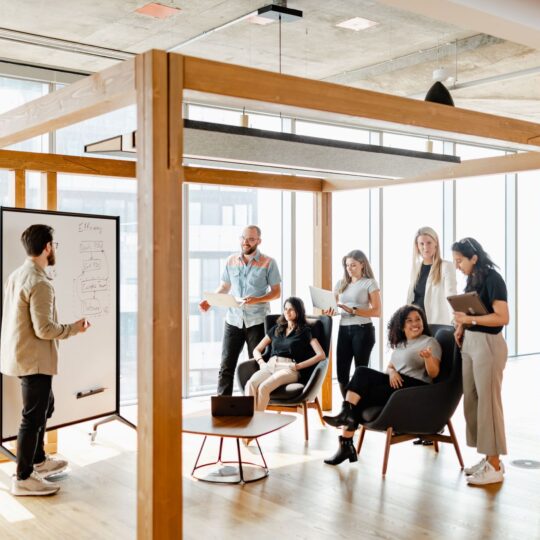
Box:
[309,286,338,311]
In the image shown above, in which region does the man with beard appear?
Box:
[1,224,90,496]
[199,225,281,395]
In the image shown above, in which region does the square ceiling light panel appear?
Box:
[336,16,379,31]
[135,2,181,19]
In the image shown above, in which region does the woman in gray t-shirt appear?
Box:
[322,305,441,466]
[324,250,381,398]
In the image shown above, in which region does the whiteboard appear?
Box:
[1,208,119,440]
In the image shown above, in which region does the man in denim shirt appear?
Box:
[199,226,281,395]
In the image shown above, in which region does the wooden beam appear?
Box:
[14,169,25,208]
[185,167,323,192]
[46,171,58,210]
[136,50,183,539]
[183,55,540,149]
[313,192,333,410]
[0,149,135,177]
[0,58,136,148]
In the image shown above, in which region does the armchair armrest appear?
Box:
[236,359,259,392]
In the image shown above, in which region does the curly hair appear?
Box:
[275,296,308,336]
[451,237,497,292]
[387,304,431,348]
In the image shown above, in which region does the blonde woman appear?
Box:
[325,250,381,398]
[407,227,456,326]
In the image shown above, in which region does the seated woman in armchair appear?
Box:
[246,297,325,412]
[323,304,441,465]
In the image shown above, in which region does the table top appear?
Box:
[182,411,295,438]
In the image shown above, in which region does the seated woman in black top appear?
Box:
[246,297,325,412]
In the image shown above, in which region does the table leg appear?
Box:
[217,437,224,463]
[235,438,245,483]
[192,436,207,475]
[255,438,269,472]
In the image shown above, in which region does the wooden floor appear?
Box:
[1,355,539,540]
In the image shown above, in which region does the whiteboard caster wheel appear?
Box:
[90,431,97,443]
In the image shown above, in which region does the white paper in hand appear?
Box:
[309,286,338,310]
[203,292,241,308]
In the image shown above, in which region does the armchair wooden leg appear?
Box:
[382,427,393,476]
[302,402,309,441]
[356,425,366,455]
[447,419,464,469]
[433,440,439,453]
[314,397,325,426]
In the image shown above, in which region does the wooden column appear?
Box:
[14,169,25,208]
[313,192,332,410]
[136,50,183,539]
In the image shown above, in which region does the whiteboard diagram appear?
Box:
[0,208,120,441]
[74,240,111,318]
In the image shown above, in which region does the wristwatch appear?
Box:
[351,307,356,315]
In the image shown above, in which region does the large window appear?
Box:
[517,170,540,354]
[382,182,444,350]
[57,175,137,403]
[187,185,283,395]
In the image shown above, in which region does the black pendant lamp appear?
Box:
[424,81,455,106]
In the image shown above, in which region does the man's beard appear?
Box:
[242,245,257,255]
[47,251,56,266]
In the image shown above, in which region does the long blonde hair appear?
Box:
[338,250,375,294]
[411,227,442,286]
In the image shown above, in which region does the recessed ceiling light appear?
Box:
[336,16,379,32]
[249,15,275,26]
[135,2,181,19]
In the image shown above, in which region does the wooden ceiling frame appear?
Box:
[2,50,540,539]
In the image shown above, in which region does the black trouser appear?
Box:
[336,324,375,385]
[346,366,427,421]
[217,322,265,395]
[17,374,54,480]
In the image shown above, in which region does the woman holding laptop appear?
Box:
[452,237,509,486]
[324,250,381,397]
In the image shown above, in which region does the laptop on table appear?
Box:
[211,396,254,417]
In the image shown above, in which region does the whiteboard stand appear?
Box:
[90,412,136,442]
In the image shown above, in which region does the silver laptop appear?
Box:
[211,396,254,417]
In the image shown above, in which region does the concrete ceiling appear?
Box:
[1,0,539,122]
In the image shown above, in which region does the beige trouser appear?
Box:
[461,330,507,456]
[245,356,300,411]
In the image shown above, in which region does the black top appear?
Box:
[267,325,316,384]
[467,268,507,334]
[413,264,432,315]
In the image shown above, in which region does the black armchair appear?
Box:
[355,324,464,475]
[236,314,332,441]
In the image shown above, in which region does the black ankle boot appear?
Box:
[323,401,357,429]
[324,436,358,465]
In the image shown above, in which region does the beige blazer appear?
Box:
[407,259,457,326]
[0,259,78,377]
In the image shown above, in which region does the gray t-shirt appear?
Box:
[390,335,441,384]
[334,277,379,326]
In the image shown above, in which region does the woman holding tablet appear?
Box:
[407,226,456,326]
[325,250,381,397]
[452,237,509,486]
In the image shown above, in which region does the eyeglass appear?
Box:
[51,241,59,250]
[459,238,476,253]
[239,235,258,243]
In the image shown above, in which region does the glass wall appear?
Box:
[187,185,283,395]
[517,170,540,354]
[57,175,138,403]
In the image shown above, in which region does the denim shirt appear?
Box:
[221,250,281,328]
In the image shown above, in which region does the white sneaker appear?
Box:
[464,457,487,476]
[11,471,60,496]
[466,461,504,486]
[34,455,68,479]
